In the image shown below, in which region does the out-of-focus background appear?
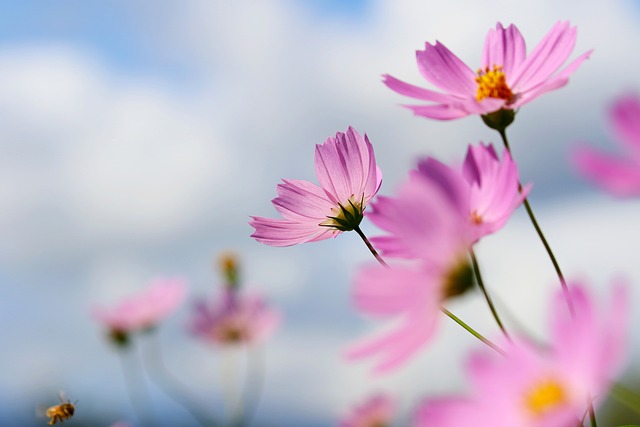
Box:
[2,0,640,425]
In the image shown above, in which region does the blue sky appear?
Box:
[2,1,640,426]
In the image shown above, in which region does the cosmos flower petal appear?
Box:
[340,395,394,427]
[414,397,477,427]
[482,23,526,78]
[383,74,456,102]
[511,49,592,108]
[416,41,476,96]
[404,103,470,120]
[249,216,336,247]
[346,309,440,374]
[571,145,640,196]
[509,21,576,91]
[251,127,381,246]
[610,93,640,151]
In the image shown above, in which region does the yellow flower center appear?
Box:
[321,196,364,232]
[475,65,514,102]
[525,379,568,417]
[442,258,474,299]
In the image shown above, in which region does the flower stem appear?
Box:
[588,402,597,427]
[118,344,157,427]
[141,333,218,427]
[470,249,510,340]
[354,226,388,267]
[610,382,640,415]
[229,346,265,427]
[497,128,575,317]
[441,308,505,355]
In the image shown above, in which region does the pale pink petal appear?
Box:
[414,397,477,427]
[382,74,455,103]
[571,145,640,196]
[481,23,526,78]
[610,93,640,152]
[510,21,577,91]
[511,49,592,108]
[249,216,337,247]
[404,103,470,120]
[272,179,334,221]
[416,42,476,96]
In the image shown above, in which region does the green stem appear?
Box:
[354,226,388,267]
[611,383,640,415]
[497,128,575,317]
[441,308,505,355]
[118,344,157,427]
[588,401,597,427]
[470,249,510,340]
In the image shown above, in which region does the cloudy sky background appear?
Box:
[2,0,640,425]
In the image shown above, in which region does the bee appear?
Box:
[40,391,77,425]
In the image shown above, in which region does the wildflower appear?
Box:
[189,289,279,345]
[459,143,530,241]
[572,93,640,196]
[348,167,474,372]
[340,394,394,427]
[384,21,591,121]
[250,127,382,246]
[414,282,628,426]
[93,278,187,345]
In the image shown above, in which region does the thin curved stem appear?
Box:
[141,333,218,427]
[470,249,510,340]
[441,308,505,355]
[354,226,387,267]
[498,128,575,317]
[118,344,157,427]
[230,346,265,427]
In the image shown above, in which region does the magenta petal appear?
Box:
[571,145,640,196]
[416,41,476,96]
[249,216,337,246]
[404,103,469,120]
[383,74,454,103]
[610,93,640,152]
[510,21,577,91]
[272,179,334,221]
[481,23,526,78]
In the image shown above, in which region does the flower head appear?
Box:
[347,166,474,372]
[414,282,628,427]
[340,394,394,427]
[250,127,382,246]
[189,289,280,345]
[460,143,530,241]
[572,93,640,196]
[384,21,591,121]
[93,278,187,344]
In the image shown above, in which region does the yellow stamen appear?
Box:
[525,379,567,417]
[475,65,514,102]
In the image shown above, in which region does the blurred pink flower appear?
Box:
[250,126,382,246]
[384,21,591,120]
[348,167,473,372]
[340,394,394,427]
[189,289,279,345]
[460,143,531,241]
[93,278,187,334]
[572,93,640,196]
[414,282,628,426]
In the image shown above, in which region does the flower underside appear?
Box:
[524,379,568,417]
[475,65,514,102]
[442,258,474,299]
[320,195,365,232]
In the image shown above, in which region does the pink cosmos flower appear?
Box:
[250,126,382,246]
[93,278,187,334]
[348,167,474,372]
[414,282,628,427]
[340,394,394,427]
[384,21,591,120]
[189,289,280,345]
[460,143,531,241]
[572,93,640,196]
